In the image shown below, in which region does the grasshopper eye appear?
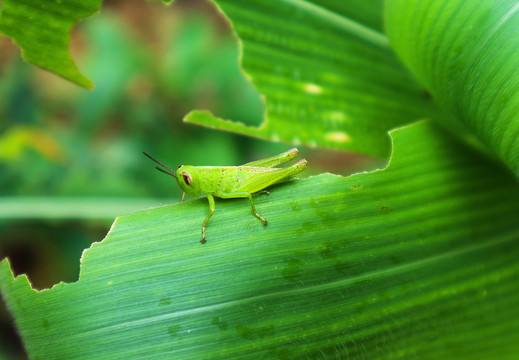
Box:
[182,172,192,185]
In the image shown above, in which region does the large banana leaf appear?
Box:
[2,121,518,359]
[184,0,437,156]
[386,0,519,177]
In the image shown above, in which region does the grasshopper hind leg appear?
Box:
[201,194,216,244]
[220,192,268,226]
[254,190,270,197]
[251,201,268,226]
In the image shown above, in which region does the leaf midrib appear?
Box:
[277,0,390,48]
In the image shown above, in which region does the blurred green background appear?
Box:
[0,0,380,357]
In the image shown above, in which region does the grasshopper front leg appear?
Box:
[201,194,216,244]
[220,192,268,226]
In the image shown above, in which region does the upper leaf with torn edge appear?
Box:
[2,120,519,359]
[185,0,438,157]
[0,0,102,88]
[386,0,519,177]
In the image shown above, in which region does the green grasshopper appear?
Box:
[143,148,307,243]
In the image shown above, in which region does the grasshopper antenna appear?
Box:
[154,166,177,179]
[143,152,177,179]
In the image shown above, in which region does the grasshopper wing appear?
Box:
[241,148,299,168]
[237,159,307,194]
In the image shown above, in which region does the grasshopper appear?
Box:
[143,148,307,243]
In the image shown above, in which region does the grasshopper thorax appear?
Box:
[175,165,201,197]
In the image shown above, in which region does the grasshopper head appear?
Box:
[175,165,201,197]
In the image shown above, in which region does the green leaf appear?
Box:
[185,1,438,157]
[0,197,167,220]
[2,120,519,359]
[0,0,101,88]
[385,0,519,177]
